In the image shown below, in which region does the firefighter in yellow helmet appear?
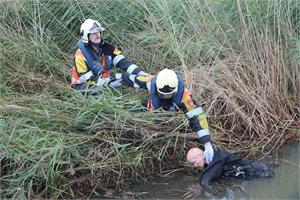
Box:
[123,68,214,163]
[71,19,149,94]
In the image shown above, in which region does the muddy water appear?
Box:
[129,143,299,199]
[243,143,300,199]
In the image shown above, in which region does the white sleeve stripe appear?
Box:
[79,71,93,83]
[186,107,203,119]
[129,75,140,88]
[196,129,210,138]
[126,64,138,74]
[113,55,125,65]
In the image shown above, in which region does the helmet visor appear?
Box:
[157,86,178,99]
[89,27,104,34]
[157,91,176,99]
[89,22,105,33]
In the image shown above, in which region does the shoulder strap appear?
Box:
[149,77,161,109]
[173,75,185,106]
[77,40,94,71]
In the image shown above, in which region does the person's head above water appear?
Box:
[186,147,207,168]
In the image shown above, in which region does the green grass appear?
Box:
[0,0,299,198]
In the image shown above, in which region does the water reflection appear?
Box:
[129,143,299,199]
[242,143,300,199]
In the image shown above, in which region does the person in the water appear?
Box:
[186,147,273,188]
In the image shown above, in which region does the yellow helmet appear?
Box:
[80,19,105,43]
[156,68,178,99]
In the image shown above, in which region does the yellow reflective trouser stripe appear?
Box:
[199,114,209,129]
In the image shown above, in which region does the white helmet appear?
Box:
[80,19,105,43]
[156,68,179,99]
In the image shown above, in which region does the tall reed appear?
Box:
[0,0,299,198]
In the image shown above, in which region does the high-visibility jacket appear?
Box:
[124,74,211,144]
[71,39,144,87]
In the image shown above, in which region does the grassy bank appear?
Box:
[0,0,299,198]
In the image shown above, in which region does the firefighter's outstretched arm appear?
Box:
[101,42,149,76]
[120,74,153,89]
[181,90,214,164]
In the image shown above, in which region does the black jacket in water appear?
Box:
[199,148,273,187]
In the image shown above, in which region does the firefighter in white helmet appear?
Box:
[71,19,148,94]
[123,68,214,164]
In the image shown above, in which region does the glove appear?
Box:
[203,142,214,164]
[108,79,123,88]
[96,77,110,86]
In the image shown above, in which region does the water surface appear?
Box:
[129,143,300,199]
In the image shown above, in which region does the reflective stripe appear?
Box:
[137,71,150,76]
[186,107,203,119]
[113,54,125,65]
[126,64,138,74]
[146,81,151,90]
[196,129,210,138]
[129,75,140,88]
[79,71,93,83]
